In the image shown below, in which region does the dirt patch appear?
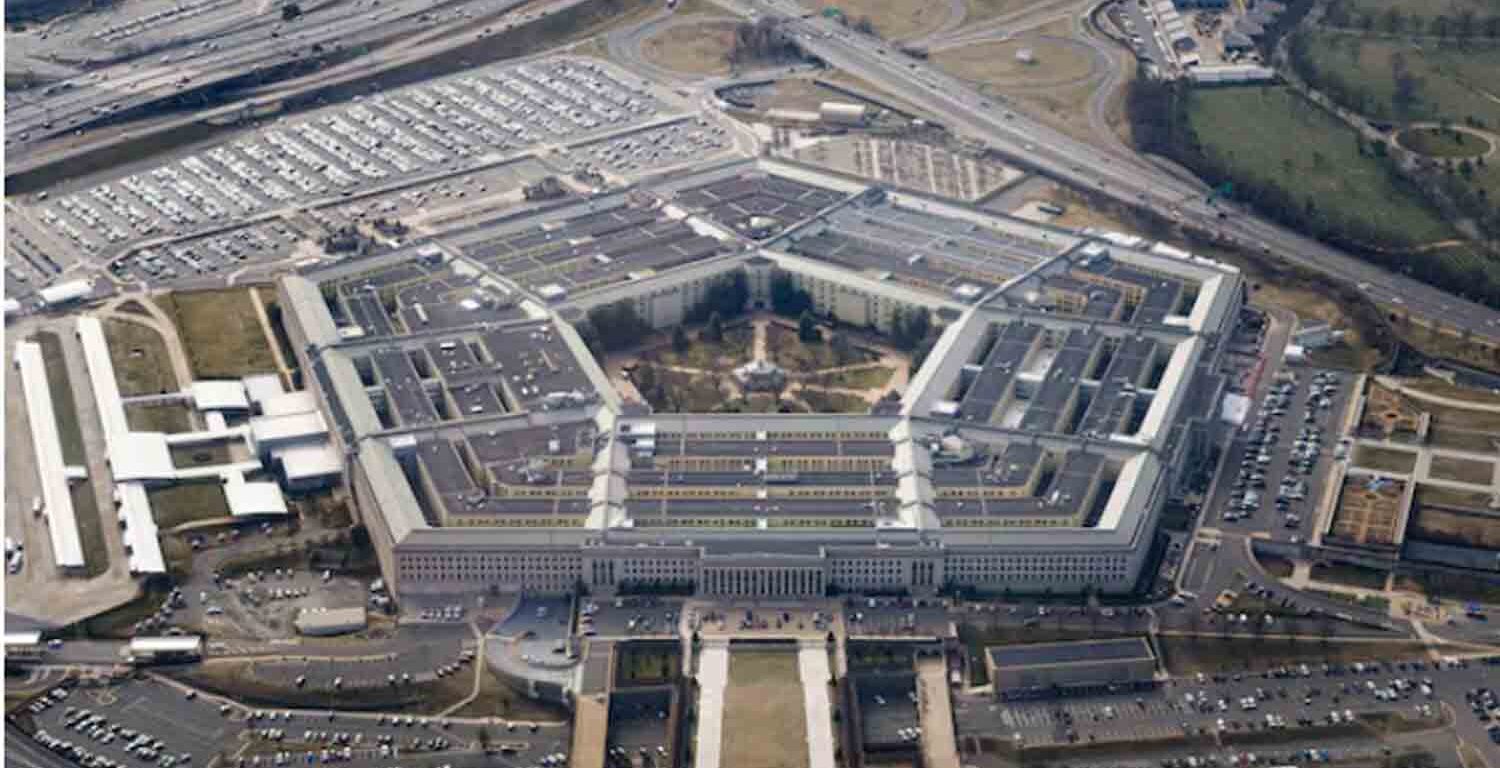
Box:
[1428,455,1495,485]
[933,37,1096,88]
[642,20,736,75]
[1351,445,1417,474]
[1328,475,1406,547]
[1310,562,1390,591]
[125,403,195,433]
[1409,505,1500,550]
[800,0,952,40]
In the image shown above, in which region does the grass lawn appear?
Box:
[1406,379,1500,405]
[963,0,1034,24]
[636,365,729,412]
[1310,562,1390,590]
[767,324,878,371]
[171,660,532,714]
[799,0,952,39]
[157,288,277,379]
[807,365,895,390]
[720,394,810,414]
[126,404,195,433]
[1334,0,1500,24]
[1397,127,1492,158]
[1300,29,1500,129]
[798,388,872,413]
[1307,588,1391,613]
[77,584,171,639]
[169,442,233,468]
[641,20,735,76]
[147,482,232,529]
[1428,454,1495,484]
[724,650,807,768]
[641,325,753,370]
[1352,444,1418,474]
[1394,571,1500,605]
[933,37,1096,88]
[1186,86,1456,246]
[34,332,110,578]
[1257,553,1296,579]
[1414,484,1493,510]
[103,319,180,396]
[441,665,566,722]
[1153,636,1429,675]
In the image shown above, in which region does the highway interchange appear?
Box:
[706,0,1500,342]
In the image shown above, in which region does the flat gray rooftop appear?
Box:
[987,637,1154,669]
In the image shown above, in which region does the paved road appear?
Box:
[723,0,1500,339]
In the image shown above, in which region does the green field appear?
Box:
[1397,127,1492,157]
[1298,31,1500,129]
[1327,0,1500,31]
[1186,87,1456,246]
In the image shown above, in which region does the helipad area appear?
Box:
[277,157,1243,599]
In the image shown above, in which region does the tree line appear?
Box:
[1322,0,1500,41]
[1124,77,1500,309]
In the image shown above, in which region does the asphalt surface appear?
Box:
[4,0,547,156]
[956,656,1500,762]
[13,677,567,768]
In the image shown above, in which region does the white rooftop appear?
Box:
[260,391,319,417]
[251,410,329,446]
[191,380,251,411]
[130,636,203,653]
[272,441,344,481]
[109,432,175,481]
[39,279,93,305]
[224,475,289,517]
[242,373,286,406]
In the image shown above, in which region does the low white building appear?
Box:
[38,280,94,307]
[294,607,367,636]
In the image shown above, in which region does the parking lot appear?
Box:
[605,689,673,768]
[111,224,299,285]
[955,655,1499,749]
[1217,369,1354,542]
[854,673,920,749]
[16,675,571,768]
[13,56,683,268]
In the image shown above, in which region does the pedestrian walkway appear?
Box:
[694,640,729,768]
[797,640,836,768]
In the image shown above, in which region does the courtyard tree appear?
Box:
[704,312,725,344]
[672,325,690,354]
[830,331,853,363]
[798,310,820,343]
[770,273,813,316]
[586,300,652,352]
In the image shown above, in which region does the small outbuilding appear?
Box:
[295,607,368,637]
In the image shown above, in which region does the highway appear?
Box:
[723,0,1500,339]
[4,0,534,159]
